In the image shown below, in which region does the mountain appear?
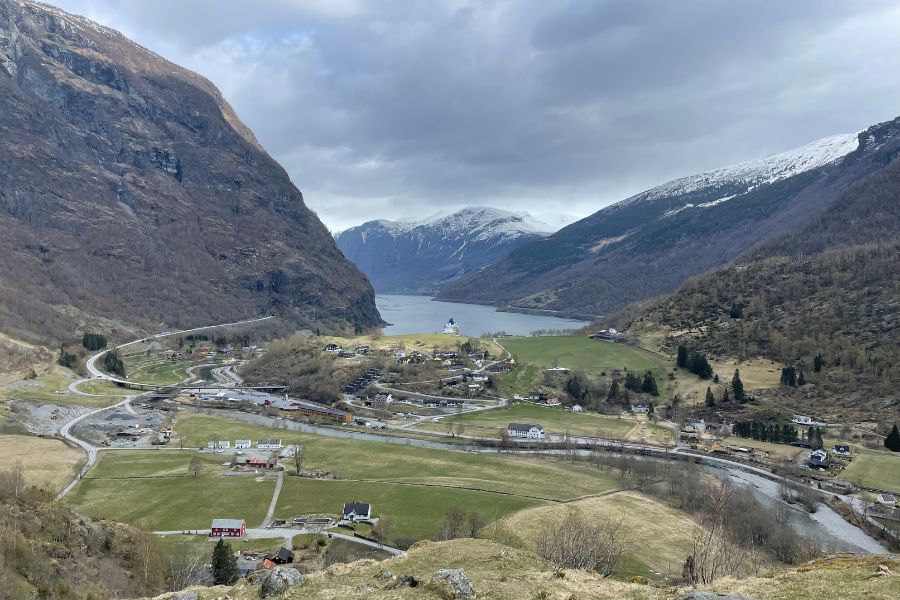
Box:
[0,0,380,343]
[334,207,567,293]
[437,125,899,317]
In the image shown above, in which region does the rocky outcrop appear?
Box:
[0,0,380,342]
[431,568,475,598]
[258,566,303,597]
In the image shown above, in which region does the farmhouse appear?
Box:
[210,518,246,538]
[241,457,278,469]
[806,449,829,469]
[631,404,650,414]
[571,405,583,412]
[235,440,252,449]
[507,423,545,440]
[207,440,230,449]
[271,548,294,564]
[546,397,561,406]
[257,439,283,450]
[343,501,372,522]
[323,343,341,352]
[832,445,852,458]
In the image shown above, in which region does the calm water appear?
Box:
[376,293,591,336]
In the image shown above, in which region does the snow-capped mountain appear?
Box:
[438,122,890,317]
[335,207,570,292]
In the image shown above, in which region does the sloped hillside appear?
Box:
[0,0,380,343]
[335,207,560,293]
[146,538,899,600]
[623,243,900,424]
[439,117,900,318]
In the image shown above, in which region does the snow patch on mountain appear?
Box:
[627,132,859,208]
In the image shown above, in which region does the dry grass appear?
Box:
[0,435,83,492]
[488,491,699,579]
[671,356,782,406]
[323,333,485,352]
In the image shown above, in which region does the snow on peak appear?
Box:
[627,132,860,208]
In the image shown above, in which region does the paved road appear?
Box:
[154,527,406,555]
[262,471,285,527]
[56,394,136,499]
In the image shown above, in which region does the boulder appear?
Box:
[169,593,198,600]
[431,569,475,598]
[393,574,420,588]
[260,567,303,597]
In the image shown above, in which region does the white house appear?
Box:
[257,438,283,450]
[207,440,230,449]
[234,440,252,449]
[507,423,545,440]
[571,405,583,412]
[832,445,852,458]
[342,501,372,522]
[875,493,897,507]
[631,404,650,414]
[792,414,813,425]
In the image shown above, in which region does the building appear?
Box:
[207,440,230,449]
[631,404,650,414]
[210,518,246,538]
[343,501,372,521]
[546,397,561,406]
[243,457,278,469]
[235,440,252,449]
[507,423,545,439]
[271,548,294,564]
[323,343,341,353]
[792,415,814,425]
[806,449,829,469]
[571,405,583,412]
[527,391,547,402]
[875,493,897,507]
[257,439,283,450]
[832,445,852,458]
[589,328,622,341]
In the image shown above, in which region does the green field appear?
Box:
[66,451,275,530]
[500,336,663,375]
[275,478,538,541]
[841,447,900,492]
[1,368,123,408]
[175,414,626,500]
[417,402,639,439]
[121,352,212,385]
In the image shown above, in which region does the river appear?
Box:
[376,293,591,336]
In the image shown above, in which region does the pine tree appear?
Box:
[705,387,715,407]
[813,353,825,373]
[676,345,689,369]
[607,380,619,401]
[211,539,239,585]
[641,371,659,396]
[885,423,900,452]
[731,370,745,403]
[722,388,730,403]
[798,371,806,386]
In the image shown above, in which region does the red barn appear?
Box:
[209,518,246,538]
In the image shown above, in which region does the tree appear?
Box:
[466,512,486,538]
[813,353,825,373]
[705,387,716,407]
[188,456,203,477]
[731,370,745,403]
[884,424,900,452]
[373,517,394,546]
[684,484,756,585]
[102,350,126,378]
[797,371,806,386]
[607,379,620,401]
[211,539,239,585]
[676,345,689,369]
[293,445,304,476]
[722,387,730,403]
[436,507,467,540]
[641,371,659,396]
[82,332,108,351]
[535,509,627,577]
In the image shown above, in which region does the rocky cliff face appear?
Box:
[0,0,380,342]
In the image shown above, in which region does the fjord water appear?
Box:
[376,293,591,336]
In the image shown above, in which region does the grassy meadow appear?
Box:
[500,336,664,376]
[0,435,83,492]
[841,446,900,492]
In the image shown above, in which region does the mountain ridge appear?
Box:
[0,0,381,342]
[335,207,569,293]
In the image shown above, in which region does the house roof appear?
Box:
[343,501,371,514]
[508,423,542,432]
[274,547,294,560]
[877,493,897,502]
[258,438,281,445]
[235,439,251,444]
[211,518,245,529]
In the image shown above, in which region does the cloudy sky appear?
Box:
[48,0,900,231]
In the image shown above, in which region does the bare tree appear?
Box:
[188,456,204,477]
[436,507,467,540]
[373,517,394,547]
[683,484,756,585]
[466,512,485,538]
[293,444,304,476]
[535,509,627,577]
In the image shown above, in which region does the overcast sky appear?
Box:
[48,0,900,231]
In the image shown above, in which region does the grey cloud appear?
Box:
[47,0,900,229]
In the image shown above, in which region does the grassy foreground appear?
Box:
[148,539,899,600]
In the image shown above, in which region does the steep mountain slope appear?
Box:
[0,0,380,343]
[335,207,563,292]
[437,125,897,317]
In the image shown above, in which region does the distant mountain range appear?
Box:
[335,207,573,293]
[0,0,380,342]
[437,120,900,317]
